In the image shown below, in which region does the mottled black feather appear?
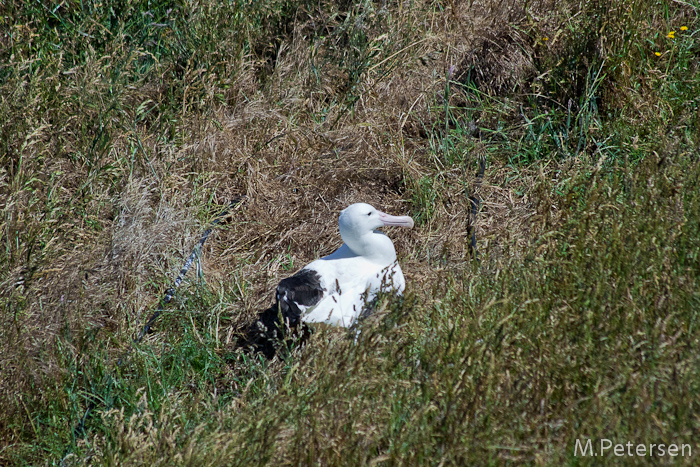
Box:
[245,268,324,358]
[275,268,325,326]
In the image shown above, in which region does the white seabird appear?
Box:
[264,202,414,330]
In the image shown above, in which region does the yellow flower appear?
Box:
[543,37,549,41]
[655,52,661,56]
[680,26,688,31]
[668,31,675,38]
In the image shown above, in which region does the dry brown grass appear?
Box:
[1,0,699,464]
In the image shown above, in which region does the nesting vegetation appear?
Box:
[1,0,699,464]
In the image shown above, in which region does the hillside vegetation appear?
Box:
[1,0,699,464]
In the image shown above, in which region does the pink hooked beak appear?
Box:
[378,210,414,228]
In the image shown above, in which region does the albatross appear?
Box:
[250,203,414,355]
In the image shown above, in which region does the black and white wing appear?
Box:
[274,268,325,326]
[249,268,325,358]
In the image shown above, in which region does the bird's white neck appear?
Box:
[340,228,397,264]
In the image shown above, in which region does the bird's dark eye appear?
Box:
[367,212,372,216]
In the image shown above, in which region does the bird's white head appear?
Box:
[338,203,413,260]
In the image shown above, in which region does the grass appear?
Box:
[1,0,700,465]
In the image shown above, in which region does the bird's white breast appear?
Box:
[299,253,405,327]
